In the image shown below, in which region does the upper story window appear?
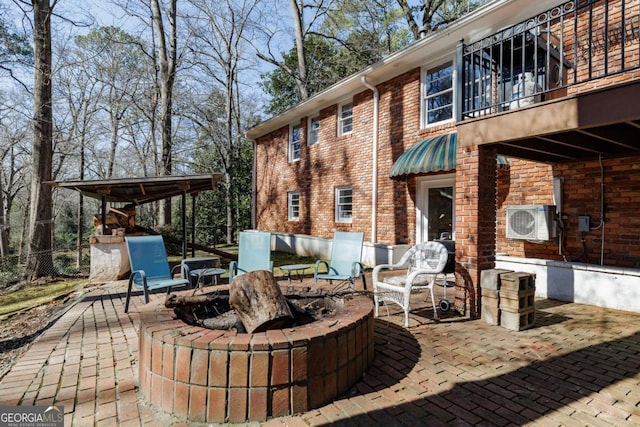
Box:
[338,102,353,136]
[288,191,300,221]
[289,124,301,162]
[308,116,320,145]
[335,185,353,223]
[422,62,454,127]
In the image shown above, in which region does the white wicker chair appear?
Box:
[372,241,449,327]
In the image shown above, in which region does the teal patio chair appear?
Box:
[124,235,190,313]
[229,231,273,281]
[314,231,366,289]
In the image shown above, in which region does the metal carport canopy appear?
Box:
[47,174,222,205]
[47,174,223,259]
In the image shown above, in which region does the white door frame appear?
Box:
[416,174,455,244]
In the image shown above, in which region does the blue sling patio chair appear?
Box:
[313,231,366,289]
[124,235,191,313]
[228,231,273,281]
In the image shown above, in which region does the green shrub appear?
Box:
[54,254,78,275]
[0,257,20,288]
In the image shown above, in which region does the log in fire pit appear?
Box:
[137,271,374,423]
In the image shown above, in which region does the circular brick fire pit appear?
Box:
[137,290,374,423]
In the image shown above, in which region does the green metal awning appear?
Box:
[389,133,457,178]
[389,132,508,178]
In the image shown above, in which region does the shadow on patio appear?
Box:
[0,278,638,426]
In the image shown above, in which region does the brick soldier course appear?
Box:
[1,276,639,426]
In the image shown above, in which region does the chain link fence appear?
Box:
[0,245,91,289]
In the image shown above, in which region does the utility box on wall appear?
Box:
[506,205,557,241]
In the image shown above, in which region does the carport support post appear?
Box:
[181,189,187,259]
[454,144,498,318]
[101,195,106,236]
[191,193,197,258]
[95,186,112,236]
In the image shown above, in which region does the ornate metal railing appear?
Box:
[457,0,640,120]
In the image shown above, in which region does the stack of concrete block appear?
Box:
[480,269,512,325]
[499,272,536,331]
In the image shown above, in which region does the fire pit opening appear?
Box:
[171,290,345,332]
[137,276,374,423]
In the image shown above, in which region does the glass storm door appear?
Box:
[416,176,455,243]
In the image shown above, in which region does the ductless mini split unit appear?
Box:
[506,205,557,241]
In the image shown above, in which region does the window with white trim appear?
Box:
[308,116,320,145]
[422,62,454,127]
[288,191,300,221]
[289,124,301,162]
[335,186,353,223]
[338,102,353,136]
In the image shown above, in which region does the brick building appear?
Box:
[246,0,640,316]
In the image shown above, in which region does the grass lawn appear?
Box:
[170,248,322,280]
[0,279,86,319]
[271,251,319,277]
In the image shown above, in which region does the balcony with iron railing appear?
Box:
[457,0,640,122]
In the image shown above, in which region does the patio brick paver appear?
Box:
[1,277,640,426]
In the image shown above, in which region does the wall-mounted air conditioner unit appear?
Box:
[506,205,557,241]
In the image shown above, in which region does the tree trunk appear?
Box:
[229,270,293,333]
[76,140,85,269]
[1,144,20,259]
[107,115,119,179]
[75,193,83,269]
[26,0,55,279]
[224,171,232,244]
[396,0,421,40]
[0,167,8,258]
[18,194,29,262]
[396,0,446,40]
[225,61,234,244]
[77,105,88,268]
[151,0,177,227]
[288,0,309,100]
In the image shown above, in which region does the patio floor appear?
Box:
[1,273,639,426]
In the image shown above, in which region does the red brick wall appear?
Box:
[567,0,640,85]
[255,68,456,244]
[496,156,640,268]
[255,67,462,245]
[252,0,640,321]
[255,74,640,270]
[496,159,557,259]
[254,1,640,272]
[452,141,640,311]
[255,92,375,240]
[455,145,498,317]
[376,69,420,245]
[375,68,457,245]
[138,295,374,422]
